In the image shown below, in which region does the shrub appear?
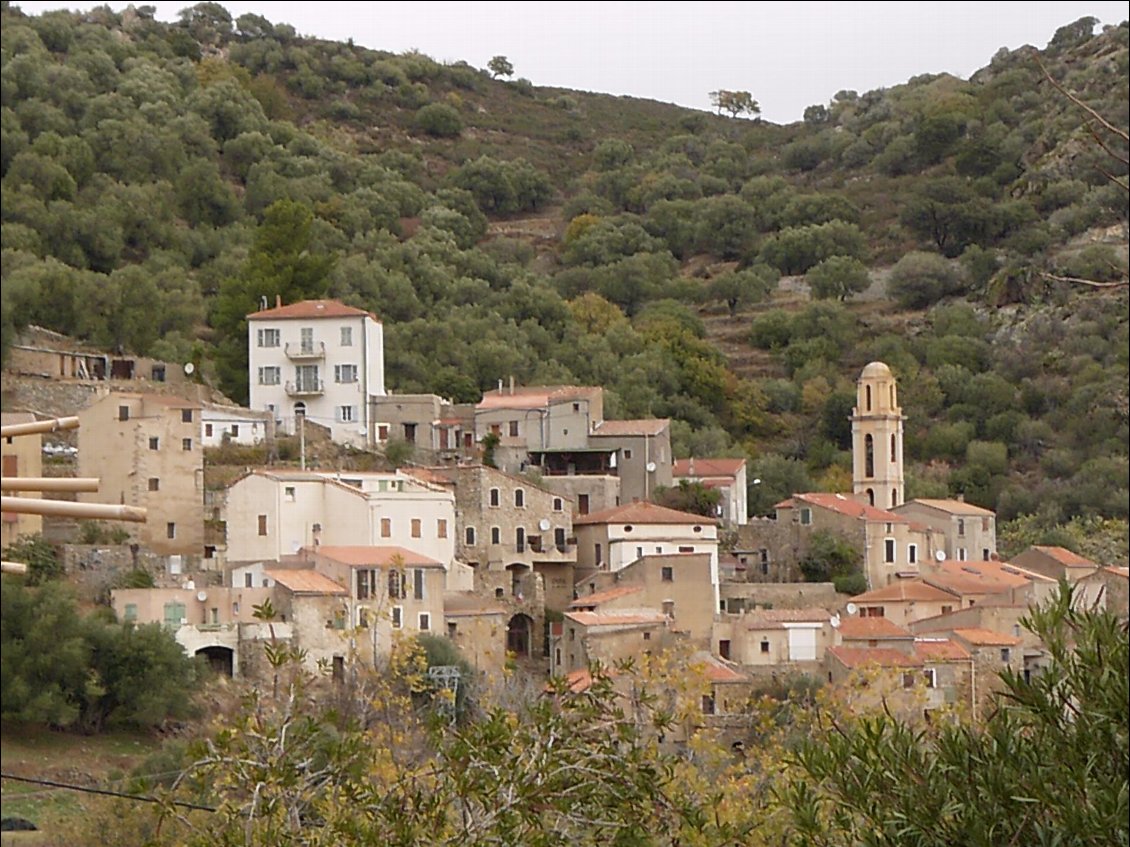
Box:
[414,103,462,137]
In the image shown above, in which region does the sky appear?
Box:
[13,1,1130,124]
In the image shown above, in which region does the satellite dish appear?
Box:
[196,590,208,602]
[538,518,551,532]
[645,462,657,473]
[752,478,762,485]
[184,362,195,375]
[845,602,858,615]
[935,550,946,562]
[358,426,368,436]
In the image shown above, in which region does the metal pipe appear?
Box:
[0,416,80,438]
[0,477,100,493]
[0,497,146,522]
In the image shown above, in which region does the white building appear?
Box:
[672,457,749,526]
[246,299,385,447]
[201,405,273,448]
[221,469,472,590]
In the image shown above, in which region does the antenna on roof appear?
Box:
[260,296,268,310]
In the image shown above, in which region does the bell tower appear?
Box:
[851,362,904,510]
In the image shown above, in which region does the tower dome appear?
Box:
[851,361,904,509]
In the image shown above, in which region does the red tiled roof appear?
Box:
[563,668,596,693]
[247,299,377,321]
[569,585,644,609]
[573,501,718,527]
[776,492,908,524]
[264,569,347,595]
[476,385,599,411]
[901,499,996,517]
[1104,566,1129,580]
[924,561,1052,596]
[746,608,833,628]
[952,628,1021,647]
[313,546,444,568]
[838,617,913,639]
[672,458,746,478]
[914,639,971,662]
[829,646,922,669]
[691,652,747,683]
[850,580,958,604]
[565,611,668,627]
[589,419,670,437]
[1027,546,1096,568]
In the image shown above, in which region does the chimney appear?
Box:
[956,493,965,503]
[509,375,515,395]
[689,457,696,477]
[275,294,282,308]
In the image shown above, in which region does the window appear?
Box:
[257,514,267,536]
[719,639,731,660]
[514,488,525,508]
[411,518,421,538]
[884,538,895,563]
[182,438,192,451]
[982,548,990,561]
[299,327,314,354]
[862,606,885,617]
[489,488,500,507]
[338,405,356,422]
[508,421,519,437]
[245,573,254,588]
[922,668,937,688]
[902,672,917,689]
[701,695,715,715]
[147,477,159,492]
[1000,648,1011,663]
[340,326,353,346]
[391,606,403,628]
[358,608,370,628]
[149,436,160,450]
[662,600,675,618]
[465,526,476,545]
[334,364,358,383]
[381,518,391,538]
[257,328,280,347]
[799,508,812,526]
[231,424,239,437]
[118,405,130,421]
[413,569,424,601]
[205,423,214,437]
[623,449,632,460]
[908,544,918,564]
[124,603,137,623]
[957,548,968,562]
[358,570,374,600]
[636,546,644,559]
[678,545,694,553]
[388,570,404,600]
[181,409,193,423]
[554,527,566,549]
[437,519,448,539]
[760,640,770,654]
[516,527,526,552]
[377,424,389,441]
[258,366,281,385]
[166,522,176,539]
[285,486,296,502]
[491,526,501,545]
[864,434,875,477]
[448,621,458,638]
[578,494,590,515]
[661,566,673,582]
[643,631,651,641]
[941,605,953,615]
[890,433,897,461]
[418,613,431,631]
[552,497,563,512]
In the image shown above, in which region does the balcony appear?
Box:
[285,341,325,360]
[285,379,325,397]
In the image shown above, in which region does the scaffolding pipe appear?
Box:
[0,478,100,493]
[1,561,29,575]
[0,416,80,438]
[0,497,146,522]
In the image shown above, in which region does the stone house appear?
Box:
[246,298,385,447]
[1,412,43,547]
[773,492,942,589]
[835,616,917,650]
[554,609,672,675]
[672,457,748,526]
[262,567,352,675]
[200,404,273,448]
[410,464,578,611]
[443,594,510,676]
[716,607,836,668]
[919,559,1058,609]
[1075,566,1129,620]
[1007,545,1098,582]
[587,418,673,505]
[369,393,475,460]
[847,579,961,628]
[475,384,603,463]
[78,392,204,556]
[892,498,997,563]
[573,502,720,611]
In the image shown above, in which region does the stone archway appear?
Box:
[196,645,234,677]
[506,613,534,658]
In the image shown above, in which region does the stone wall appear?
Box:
[719,581,839,613]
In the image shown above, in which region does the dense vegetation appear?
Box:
[1,4,1127,546]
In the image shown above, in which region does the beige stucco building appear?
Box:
[847,580,961,628]
[247,299,385,447]
[893,498,997,563]
[2,412,43,546]
[1007,545,1098,582]
[77,392,204,556]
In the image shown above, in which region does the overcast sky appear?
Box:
[14,1,1130,123]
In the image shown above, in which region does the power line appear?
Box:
[0,772,215,812]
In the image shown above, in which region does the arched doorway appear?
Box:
[196,645,234,677]
[507,614,533,658]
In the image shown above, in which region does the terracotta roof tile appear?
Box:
[565,611,669,627]
[313,546,444,568]
[1027,546,1097,568]
[691,652,747,683]
[589,419,670,437]
[264,569,347,595]
[247,299,377,321]
[829,646,922,669]
[850,580,958,604]
[900,499,997,517]
[573,501,718,527]
[569,585,644,609]
[747,608,833,627]
[838,617,913,639]
[672,458,746,478]
[952,628,1022,647]
[776,492,908,524]
[914,639,971,661]
[476,385,599,411]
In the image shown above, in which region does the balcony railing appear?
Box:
[285,341,325,360]
[285,379,325,396]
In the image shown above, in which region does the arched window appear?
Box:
[890,384,895,407]
[891,434,897,462]
[865,385,872,412]
[866,488,875,506]
[891,489,898,508]
[465,526,476,546]
[865,434,875,477]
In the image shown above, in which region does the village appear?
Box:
[3,298,1127,731]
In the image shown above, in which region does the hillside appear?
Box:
[0,4,1127,540]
